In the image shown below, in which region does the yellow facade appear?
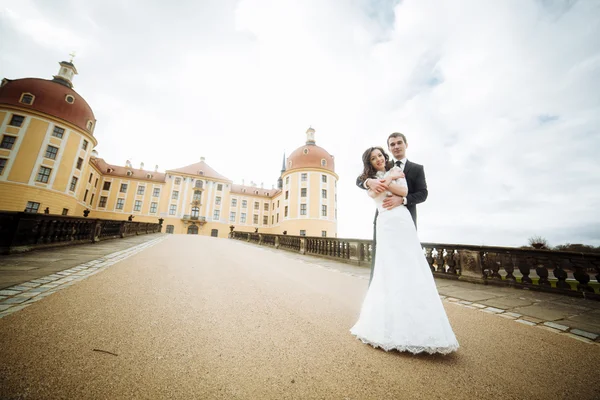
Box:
[0,63,338,238]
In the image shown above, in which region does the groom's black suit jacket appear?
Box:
[356,160,428,228]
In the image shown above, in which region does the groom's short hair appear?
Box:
[388,132,407,145]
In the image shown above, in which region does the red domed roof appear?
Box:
[0,78,96,134]
[287,144,335,173]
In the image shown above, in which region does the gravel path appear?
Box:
[0,235,598,399]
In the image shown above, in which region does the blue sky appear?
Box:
[1,0,599,247]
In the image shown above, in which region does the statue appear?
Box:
[83,209,90,217]
[44,207,50,214]
[128,215,134,221]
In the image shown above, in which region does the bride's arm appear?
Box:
[387,176,408,197]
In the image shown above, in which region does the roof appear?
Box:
[167,160,231,182]
[91,158,166,182]
[0,78,96,134]
[230,184,281,197]
[286,144,335,173]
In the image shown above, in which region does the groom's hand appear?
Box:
[366,179,388,194]
[382,195,404,210]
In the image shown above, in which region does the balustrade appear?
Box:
[229,231,600,300]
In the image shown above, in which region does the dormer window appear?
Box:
[321,159,327,167]
[107,168,114,173]
[288,161,292,168]
[127,171,133,176]
[20,93,34,105]
[146,173,152,179]
[198,170,204,175]
[86,120,93,131]
[303,148,309,155]
[65,95,75,104]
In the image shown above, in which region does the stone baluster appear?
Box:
[446,250,458,275]
[572,260,595,293]
[425,247,435,273]
[503,254,516,282]
[435,248,445,273]
[535,256,551,287]
[517,256,533,285]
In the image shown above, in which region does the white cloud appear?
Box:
[1,0,599,247]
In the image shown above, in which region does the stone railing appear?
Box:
[0,212,163,254]
[230,232,600,301]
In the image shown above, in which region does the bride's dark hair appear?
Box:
[359,146,394,181]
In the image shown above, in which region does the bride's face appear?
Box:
[370,149,386,171]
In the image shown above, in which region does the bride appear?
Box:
[350,146,459,355]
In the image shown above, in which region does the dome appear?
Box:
[287,144,335,173]
[0,77,96,134]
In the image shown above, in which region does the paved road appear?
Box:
[0,235,598,399]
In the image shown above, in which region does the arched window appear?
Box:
[321,159,327,167]
[195,180,203,189]
[20,93,35,105]
[193,190,202,201]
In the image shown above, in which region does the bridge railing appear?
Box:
[0,212,163,254]
[230,231,600,300]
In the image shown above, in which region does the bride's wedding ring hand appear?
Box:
[368,179,389,194]
[382,195,404,210]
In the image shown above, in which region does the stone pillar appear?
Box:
[458,250,485,283]
[300,238,306,255]
[275,236,280,249]
[348,241,364,264]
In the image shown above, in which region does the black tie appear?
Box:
[395,160,402,169]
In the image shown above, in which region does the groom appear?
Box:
[355,132,429,283]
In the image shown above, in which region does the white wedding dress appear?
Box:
[350,168,459,355]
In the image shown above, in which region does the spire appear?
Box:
[306,126,316,145]
[52,56,78,89]
[277,152,286,189]
[280,152,286,173]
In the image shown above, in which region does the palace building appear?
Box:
[0,60,338,238]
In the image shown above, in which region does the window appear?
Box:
[166,225,175,234]
[217,184,223,191]
[215,196,221,205]
[65,95,75,104]
[95,178,98,188]
[253,215,259,224]
[322,231,327,237]
[83,189,89,202]
[300,230,306,236]
[62,208,69,216]
[271,215,274,224]
[20,93,34,104]
[321,159,327,167]
[193,190,201,201]
[241,213,247,223]
[277,200,279,208]
[231,198,237,207]
[284,206,288,217]
[322,189,327,199]
[169,204,177,215]
[191,207,200,217]
[213,210,220,220]
[137,186,145,195]
[277,214,279,223]
[263,216,268,225]
[126,171,133,177]
[322,175,327,183]
[172,191,179,200]
[116,198,125,209]
[230,212,236,222]
[322,205,327,217]
[286,177,289,185]
[9,115,24,127]
[52,126,65,138]
[175,177,181,185]
[103,181,111,191]
[264,203,269,211]
[148,202,157,213]
[45,145,58,159]
[36,166,52,183]
[76,157,83,169]
[195,180,203,188]
[90,194,94,205]
[134,200,142,211]
[82,140,88,150]
[153,188,160,197]
[25,201,40,213]
[0,135,16,149]
[254,202,259,210]
[99,196,108,207]
[301,173,307,182]
[88,173,93,183]
[0,158,7,175]
[300,204,307,215]
[285,191,289,200]
[242,200,247,208]
[301,188,307,197]
[120,183,128,193]
[69,176,78,191]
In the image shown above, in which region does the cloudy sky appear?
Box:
[1,0,599,247]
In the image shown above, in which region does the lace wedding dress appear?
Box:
[350,168,459,355]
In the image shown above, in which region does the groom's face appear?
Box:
[388,136,407,160]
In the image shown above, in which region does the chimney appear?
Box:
[140,162,144,170]
[260,182,264,188]
[154,165,158,172]
[200,156,205,162]
[126,160,132,168]
[242,179,245,185]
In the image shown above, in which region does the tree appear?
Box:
[528,235,550,249]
